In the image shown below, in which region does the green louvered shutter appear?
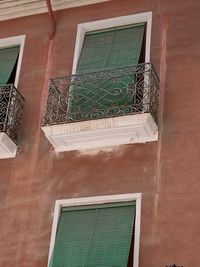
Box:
[77,24,145,73]
[71,24,145,118]
[51,202,135,267]
[0,46,20,85]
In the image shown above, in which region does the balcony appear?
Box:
[42,63,159,152]
[0,84,24,158]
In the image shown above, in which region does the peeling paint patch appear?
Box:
[78,146,119,156]
[77,145,127,157]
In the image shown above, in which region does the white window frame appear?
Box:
[48,193,142,267]
[72,12,152,74]
[0,35,26,87]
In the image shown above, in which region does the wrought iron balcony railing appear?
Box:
[0,84,24,145]
[43,63,159,126]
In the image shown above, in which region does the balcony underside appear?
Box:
[0,132,17,158]
[42,113,158,152]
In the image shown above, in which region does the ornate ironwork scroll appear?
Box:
[0,84,24,144]
[43,63,159,126]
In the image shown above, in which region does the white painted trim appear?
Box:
[0,35,26,87]
[72,12,152,74]
[0,132,17,158]
[48,193,142,267]
[0,0,111,22]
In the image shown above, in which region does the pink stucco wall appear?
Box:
[0,1,199,266]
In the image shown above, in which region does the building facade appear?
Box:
[0,0,199,266]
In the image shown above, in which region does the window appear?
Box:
[0,35,25,87]
[72,12,152,74]
[70,12,152,119]
[48,194,141,267]
[71,23,146,115]
[77,24,145,74]
[0,45,20,85]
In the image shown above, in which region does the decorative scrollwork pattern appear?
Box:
[0,84,24,145]
[43,63,159,125]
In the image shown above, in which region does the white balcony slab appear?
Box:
[42,113,158,152]
[0,132,17,158]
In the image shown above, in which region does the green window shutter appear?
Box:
[71,24,145,119]
[77,24,145,73]
[51,202,136,267]
[0,46,20,85]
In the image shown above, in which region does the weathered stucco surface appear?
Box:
[0,0,200,266]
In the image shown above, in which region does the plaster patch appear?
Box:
[77,145,125,156]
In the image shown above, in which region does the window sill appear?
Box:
[41,113,158,152]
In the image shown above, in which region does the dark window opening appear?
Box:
[7,55,19,84]
[127,220,135,267]
[138,23,147,63]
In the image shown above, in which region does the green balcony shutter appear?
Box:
[0,46,20,85]
[77,24,145,73]
[71,24,145,119]
[51,202,135,267]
